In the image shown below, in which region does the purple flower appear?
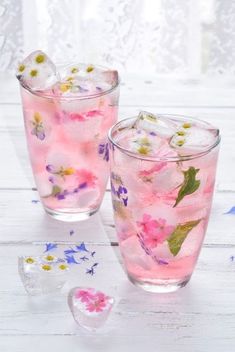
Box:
[137,233,168,265]
[65,255,80,264]
[44,243,57,252]
[98,143,109,162]
[224,206,235,215]
[64,248,78,255]
[149,131,157,136]
[48,176,54,184]
[86,267,95,275]
[46,164,54,173]
[80,256,89,262]
[79,182,87,189]
[69,230,74,236]
[76,242,89,252]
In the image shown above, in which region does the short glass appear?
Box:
[108,115,220,292]
[19,67,119,221]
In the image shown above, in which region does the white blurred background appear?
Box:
[1,0,235,82]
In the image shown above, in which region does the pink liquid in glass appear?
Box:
[109,113,220,292]
[19,62,119,221]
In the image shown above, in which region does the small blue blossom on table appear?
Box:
[224,206,235,215]
[44,243,57,252]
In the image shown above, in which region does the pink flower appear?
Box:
[137,214,174,249]
[69,113,86,121]
[85,292,109,313]
[139,162,167,178]
[75,289,94,303]
[85,110,103,118]
[76,169,97,187]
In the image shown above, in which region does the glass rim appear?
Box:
[17,63,120,101]
[108,114,221,162]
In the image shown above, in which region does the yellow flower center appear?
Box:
[66,76,74,81]
[86,65,94,73]
[41,264,52,271]
[18,64,25,73]
[182,122,191,129]
[30,69,38,77]
[35,54,45,64]
[45,255,55,262]
[138,146,149,155]
[176,139,185,147]
[34,112,42,123]
[140,137,150,146]
[71,67,79,74]
[63,167,75,175]
[59,264,68,271]
[25,257,35,264]
[177,130,185,136]
[60,83,71,93]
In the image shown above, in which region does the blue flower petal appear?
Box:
[64,248,78,255]
[76,242,89,252]
[224,206,235,215]
[44,243,57,252]
[65,255,80,264]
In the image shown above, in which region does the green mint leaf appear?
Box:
[51,185,61,196]
[174,166,200,207]
[167,219,201,256]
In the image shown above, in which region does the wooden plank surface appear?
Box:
[0,74,235,351]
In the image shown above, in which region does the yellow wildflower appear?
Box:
[63,167,75,175]
[176,139,185,147]
[35,54,45,64]
[45,255,55,262]
[30,69,38,77]
[138,146,150,155]
[59,264,68,271]
[25,257,35,264]
[34,112,42,124]
[86,65,94,73]
[41,264,52,271]
[71,67,79,74]
[60,83,71,93]
[18,64,25,73]
[182,122,191,129]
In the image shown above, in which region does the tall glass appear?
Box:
[108,115,220,292]
[19,69,119,221]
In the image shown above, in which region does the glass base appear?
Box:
[45,206,99,222]
[128,274,191,293]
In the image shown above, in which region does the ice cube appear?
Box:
[68,287,114,330]
[76,188,100,208]
[170,125,218,154]
[133,111,176,137]
[16,50,59,91]
[18,256,70,295]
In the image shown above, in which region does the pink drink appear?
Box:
[17,52,119,221]
[109,113,220,292]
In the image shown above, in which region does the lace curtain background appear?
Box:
[1,0,235,79]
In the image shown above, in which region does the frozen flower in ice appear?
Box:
[137,214,174,248]
[76,169,97,187]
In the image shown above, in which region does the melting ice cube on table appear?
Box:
[16,50,59,91]
[68,287,114,330]
[18,255,70,295]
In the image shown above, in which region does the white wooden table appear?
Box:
[0,74,235,351]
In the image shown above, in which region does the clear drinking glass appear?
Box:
[108,114,220,292]
[19,67,119,221]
